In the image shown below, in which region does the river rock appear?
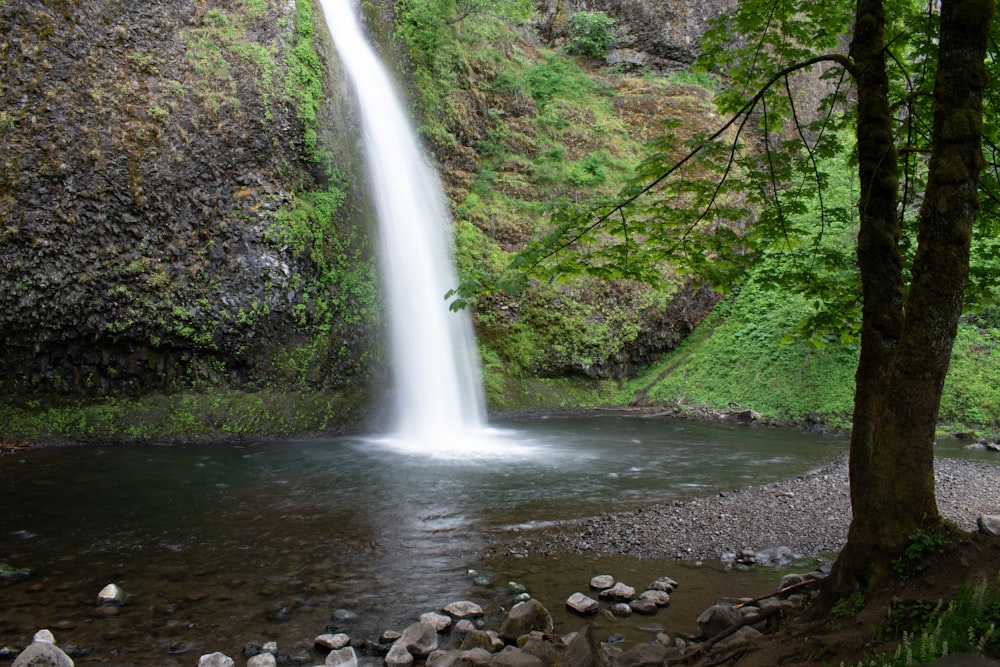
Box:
[315,633,351,650]
[697,603,740,638]
[978,515,1000,535]
[589,574,615,590]
[639,589,671,607]
[11,632,74,667]
[618,642,667,667]
[628,598,659,615]
[566,592,599,615]
[563,625,601,667]
[398,621,439,657]
[96,583,123,606]
[384,641,414,667]
[325,647,359,667]
[755,546,794,567]
[609,602,632,617]
[715,626,762,649]
[247,653,276,667]
[599,582,636,601]
[459,629,500,653]
[647,576,679,592]
[421,612,453,631]
[443,601,484,618]
[198,653,235,667]
[490,646,545,666]
[427,647,492,666]
[498,599,554,642]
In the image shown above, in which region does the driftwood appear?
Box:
[732,577,820,609]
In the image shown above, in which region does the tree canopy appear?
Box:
[452,0,999,595]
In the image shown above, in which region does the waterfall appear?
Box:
[321,0,488,444]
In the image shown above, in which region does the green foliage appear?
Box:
[846,581,1000,667]
[566,11,616,58]
[284,0,325,159]
[892,529,949,581]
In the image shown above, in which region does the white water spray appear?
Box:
[322,0,488,444]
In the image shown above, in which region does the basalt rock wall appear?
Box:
[0,0,380,406]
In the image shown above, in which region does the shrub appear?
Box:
[567,11,615,58]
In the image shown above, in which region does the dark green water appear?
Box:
[0,415,851,665]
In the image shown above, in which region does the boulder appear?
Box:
[715,626,762,649]
[618,642,667,667]
[628,598,659,615]
[443,601,485,619]
[697,603,740,638]
[562,625,601,667]
[589,574,615,590]
[325,647,359,667]
[197,653,235,667]
[11,636,74,667]
[460,630,500,653]
[498,599,554,643]
[489,646,545,666]
[427,648,492,666]
[315,633,351,650]
[398,622,439,657]
[599,582,636,601]
[421,612,453,632]
[647,576,678,592]
[978,515,1000,535]
[385,641,414,667]
[96,583,123,606]
[247,654,276,667]
[565,592,599,615]
[610,602,632,617]
[638,589,670,607]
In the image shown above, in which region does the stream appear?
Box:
[1,414,848,664]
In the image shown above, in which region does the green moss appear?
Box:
[284,0,325,160]
[0,389,373,443]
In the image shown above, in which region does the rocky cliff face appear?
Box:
[0,0,379,406]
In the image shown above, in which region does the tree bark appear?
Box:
[824,0,994,598]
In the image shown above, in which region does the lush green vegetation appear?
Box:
[842,580,1000,666]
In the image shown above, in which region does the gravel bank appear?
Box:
[499,455,1000,562]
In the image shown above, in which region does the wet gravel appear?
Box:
[496,455,1000,563]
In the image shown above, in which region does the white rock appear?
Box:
[11,640,73,667]
[978,515,1000,535]
[589,574,614,590]
[565,592,599,615]
[420,611,452,632]
[97,583,123,606]
[384,641,413,667]
[599,582,636,601]
[648,576,679,592]
[639,589,671,607]
[198,653,235,667]
[442,600,484,618]
[31,630,55,644]
[315,633,351,650]
[247,653,276,667]
[325,647,359,667]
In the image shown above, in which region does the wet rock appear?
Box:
[697,603,740,638]
[618,642,667,667]
[562,625,601,667]
[498,599,554,642]
[421,612,453,632]
[315,633,351,650]
[566,592,600,615]
[96,583,123,606]
[197,653,235,667]
[396,621,439,658]
[599,582,636,601]
[589,574,614,590]
[384,641,414,667]
[647,576,678,592]
[628,598,659,615]
[331,608,358,622]
[978,515,1000,535]
[490,646,545,666]
[443,601,484,619]
[638,589,670,607]
[754,546,794,567]
[11,630,73,667]
[247,653,276,667]
[427,647,492,666]
[609,602,632,617]
[324,647,359,667]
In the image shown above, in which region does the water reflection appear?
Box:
[0,415,851,664]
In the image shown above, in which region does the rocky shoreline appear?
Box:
[486,454,1000,564]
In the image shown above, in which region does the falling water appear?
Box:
[322,0,488,444]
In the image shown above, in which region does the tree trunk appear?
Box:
[824,0,994,598]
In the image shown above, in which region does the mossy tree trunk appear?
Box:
[824,0,994,596]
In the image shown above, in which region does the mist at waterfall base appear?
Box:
[322,0,490,452]
[0,417,860,665]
